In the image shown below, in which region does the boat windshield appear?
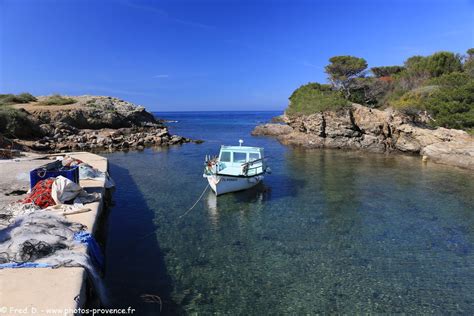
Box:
[216,146,264,176]
[233,152,247,163]
[220,151,231,162]
[219,150,261,164]
[249,153,260,161]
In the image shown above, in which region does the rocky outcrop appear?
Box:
[30,126,192,153]
[252,124,293,136]
[421,141,474,170]
[1,95,197,153]
[27,95,158,129]
[252,104,474,170]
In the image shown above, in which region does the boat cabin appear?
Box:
[217,145,265,177]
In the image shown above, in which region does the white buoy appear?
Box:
[239,139,244,146]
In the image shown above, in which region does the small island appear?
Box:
[253,50,474,170]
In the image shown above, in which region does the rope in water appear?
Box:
[179,184,210,219]
[136,183,211,242]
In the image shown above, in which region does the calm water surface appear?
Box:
[103,111,474,314]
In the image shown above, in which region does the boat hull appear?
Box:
[206,174,264,195]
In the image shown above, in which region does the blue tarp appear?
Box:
[0,262,52,269]
[74,231,105,270]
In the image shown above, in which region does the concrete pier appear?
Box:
[0,152,111,314]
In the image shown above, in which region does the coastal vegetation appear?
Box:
[288,49,474,132]
[287,83,348,115]
[0,93,75,138]
[0,93,37,138]
[39,94,76,106]
[0,93,36,106]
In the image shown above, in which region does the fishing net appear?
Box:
[0,203,41,227]
[0,204,108,304]
[0,210,85,264]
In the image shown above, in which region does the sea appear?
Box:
[103,111,474,314]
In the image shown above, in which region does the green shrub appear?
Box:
[0,93,37,106]
[0,106,28,136]
[40,94,76,105]
[392,85,439,111]
[370,66,404,77]
[17,93,37,103]
[464,48,474,78]
[403,52,462,78]
[427,72,470,87]
[348,77,392,107]
[392,73,474,129]
[287,83,349,116]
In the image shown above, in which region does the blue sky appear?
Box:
[1,0,473,111]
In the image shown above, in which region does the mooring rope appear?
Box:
[136,183,211,242]
[179,184,210,219]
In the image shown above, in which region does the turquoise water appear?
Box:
[103,112,474,314]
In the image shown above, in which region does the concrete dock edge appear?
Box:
[0,152,112,314]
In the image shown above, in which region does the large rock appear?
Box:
[7,95,195,153]
[324,109,360,138]
[251,124,293,136]
[421,140,474,169]
[252,103,474,170]
[26,95,160,130]
[352,104,392,137]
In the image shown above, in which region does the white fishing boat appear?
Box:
[203,140,270,195]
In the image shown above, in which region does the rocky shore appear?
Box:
[1,95,198,153]
[252,104,474,170]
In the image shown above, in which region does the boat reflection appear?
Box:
[205,182,271,226]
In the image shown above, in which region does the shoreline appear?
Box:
[252,104,474,170]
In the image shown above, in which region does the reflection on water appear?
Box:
[104,112,474,314]
[205,184,269,227]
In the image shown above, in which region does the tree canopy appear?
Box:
[370,66,404,78]
[324,56,368,98]
[464,48,474,78]
[287,49,473,132]
[403,51,462,78]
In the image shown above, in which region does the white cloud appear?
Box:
[153,74,169,78]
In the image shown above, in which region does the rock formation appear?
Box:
[252,104,474,170]
[1,95,197,153]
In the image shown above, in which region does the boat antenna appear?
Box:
[239,139,244,147]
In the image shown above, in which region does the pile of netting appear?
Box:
[0,172,108,303]
[0,208,87,265]
[0,204,107,303]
